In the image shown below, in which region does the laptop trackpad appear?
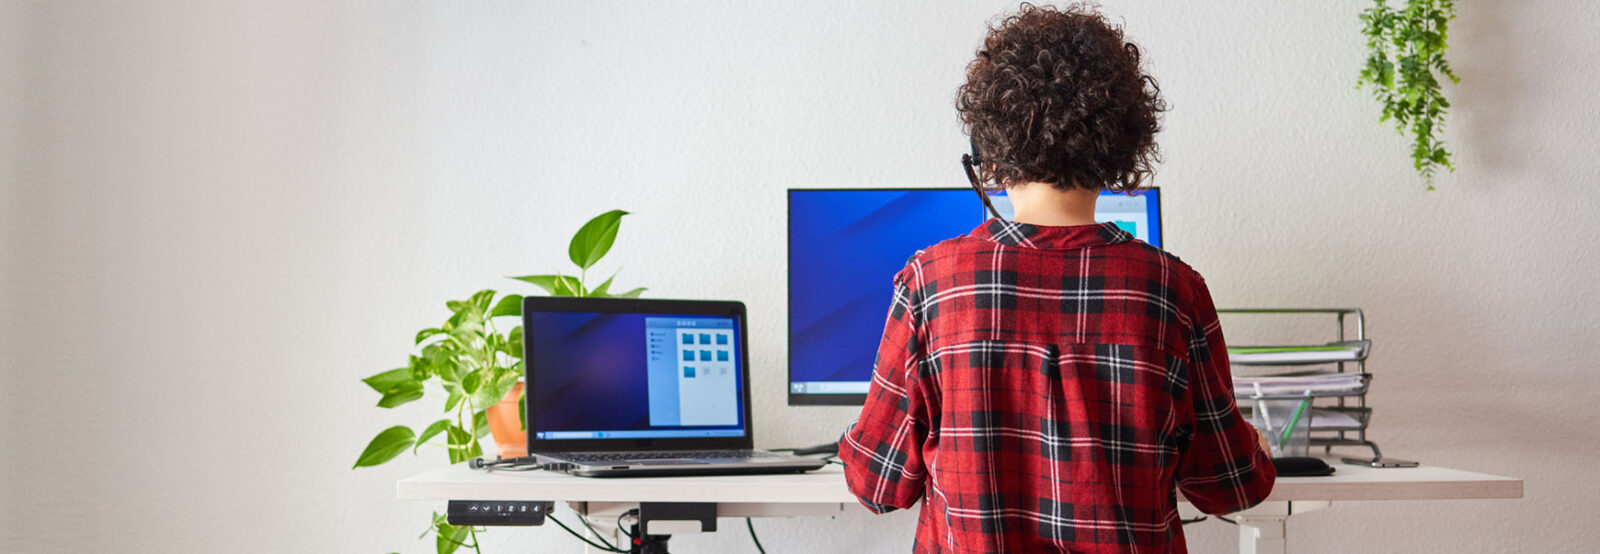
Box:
[634,460,709,465]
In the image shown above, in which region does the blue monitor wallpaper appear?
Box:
[787,188,1160,404]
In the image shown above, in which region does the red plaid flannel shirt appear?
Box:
[840,219,1275,553]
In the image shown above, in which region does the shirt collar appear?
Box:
[971,218,1133,250]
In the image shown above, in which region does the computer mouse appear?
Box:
[1271,456,1335,477]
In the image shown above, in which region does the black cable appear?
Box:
[468,456,575,473]
[576,512,621,552]
[617,509,637,541]
[469,456,536,468]
[548,515,628,553]
[1180,516,1208,525]
[746,518,767,554]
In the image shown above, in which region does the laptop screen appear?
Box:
[525,311,747,441]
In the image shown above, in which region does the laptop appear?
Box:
[521,296,827,477]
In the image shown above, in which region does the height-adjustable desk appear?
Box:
[398,460,1520,554]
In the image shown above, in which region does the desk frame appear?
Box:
[398,461,1521,554]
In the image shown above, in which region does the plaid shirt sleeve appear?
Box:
[838,263,929,514]
[1174,274,1277,515]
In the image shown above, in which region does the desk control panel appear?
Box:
[447,500,554,526]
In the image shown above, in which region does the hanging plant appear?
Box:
[1357,0,1460,189]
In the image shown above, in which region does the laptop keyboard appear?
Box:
[560,450,785,462]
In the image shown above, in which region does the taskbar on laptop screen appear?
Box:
[535,429,746,440]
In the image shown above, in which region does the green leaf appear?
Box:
[468,289,495,312]
[461,372,482,395]
[615,287,647,298]
[408,354,431,381]
[414,327,445,345]
[444,390,463,412]
[518,394,527,431]
[505,325,524,359]
[567,209,629,269]
[362,367,414,395]
[415,419,451,453]
[376,381,425,408]
[490,294,523,318]
[435,521,470,554]
[446,425,479,464]
[433,356,462,383]
[589,272,617,297]
[353,426,415,468]
[552,273,579,296]
[511,274,582,296]
[470,384,505,415]
[447,320,485,349]
[473,410,490,440]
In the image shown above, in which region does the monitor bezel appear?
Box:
[522,296,755,453]
[785,186,1160,406]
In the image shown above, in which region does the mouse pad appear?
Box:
[1271,456,1336,477]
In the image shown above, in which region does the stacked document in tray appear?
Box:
[1227,341,1369,365]
[1233,372,1367,396]
[1238,406,1365,430]
[1306,408,1363,430]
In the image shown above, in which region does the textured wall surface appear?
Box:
[3,1,1597,552]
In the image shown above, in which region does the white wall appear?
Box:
[4,1,1597,552]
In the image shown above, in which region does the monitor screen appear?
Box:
[525,311,747,439]
[787,187,1161,405]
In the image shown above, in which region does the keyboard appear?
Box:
[558,450,786,463]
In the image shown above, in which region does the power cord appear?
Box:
[547,514,628,553]
[746,517,767,554]
[617,509,638,542]
[575,511,622,552]
[468,456,575,473]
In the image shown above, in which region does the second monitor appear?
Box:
[787,187,1161,405]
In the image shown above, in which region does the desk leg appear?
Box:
[1236,514,1286,554]
[1233,501,1331,554]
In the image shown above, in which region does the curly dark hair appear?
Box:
[957,3,1167,193]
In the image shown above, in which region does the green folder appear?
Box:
[1228,345,1352,355]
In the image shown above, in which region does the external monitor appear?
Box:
[786,187,1161,405]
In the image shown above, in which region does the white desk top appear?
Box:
[398,460,1521,504]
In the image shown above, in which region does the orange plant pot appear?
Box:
[485,382,527,459]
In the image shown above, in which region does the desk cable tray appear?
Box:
[1220,308,1382,460]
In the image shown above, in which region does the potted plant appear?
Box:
[352,209,643,554]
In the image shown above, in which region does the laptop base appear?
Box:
[534,451,827,478]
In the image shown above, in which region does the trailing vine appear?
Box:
[1357,0,1460,189]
